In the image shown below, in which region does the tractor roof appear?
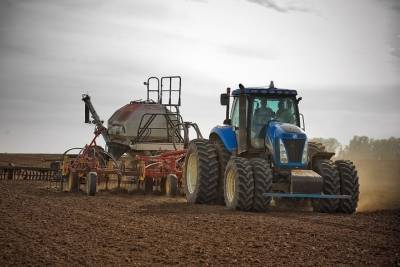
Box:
[231,87,297,97]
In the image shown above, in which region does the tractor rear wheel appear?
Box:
[249,158,272,212]
[335,160,359,213]
[210,138,231,205]
[224,157,254,211]
[313,159,340,213]
[86,172,97,196]
[183,139,219,204]
[308,141,326,154]
[308,141,326,168]
[165,174,178,197]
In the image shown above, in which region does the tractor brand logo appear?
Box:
[292,134,298,139]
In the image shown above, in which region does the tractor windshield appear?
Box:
[250,96,298,148]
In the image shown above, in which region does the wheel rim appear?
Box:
[186,153,198,194]
[226,168,236,204]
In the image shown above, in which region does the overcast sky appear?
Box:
[0,0,399,153]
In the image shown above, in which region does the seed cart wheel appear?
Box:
[160,176,166,194]
[224,157,254,211]
[183,139,219,204]
[86,172,97,196]
[165,174,178,197]
[312,159,340,213]
[335,160,359,214]
[144,177,154,194]
[68,171,79,193]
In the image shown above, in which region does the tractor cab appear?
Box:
[217,82,307,169]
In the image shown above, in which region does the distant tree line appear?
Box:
[310,136,400,160]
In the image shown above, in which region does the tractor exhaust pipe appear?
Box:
[238,84,247,154]
[220,87,231,125]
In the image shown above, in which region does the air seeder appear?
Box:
[62,76,202,196]
[183,82,360,213]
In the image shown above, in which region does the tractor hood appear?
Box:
[265,121,307,169]
[266,122,306,141]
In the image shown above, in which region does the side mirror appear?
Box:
[220,93,229,106]
[296,97,302,104]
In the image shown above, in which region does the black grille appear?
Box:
[283,139,305,162]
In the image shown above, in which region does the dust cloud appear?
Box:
[354,160,400,212]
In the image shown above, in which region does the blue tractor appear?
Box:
[183,82,359,213]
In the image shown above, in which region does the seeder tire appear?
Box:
[86,172,97,196]
[335,160,359,213]
[183,139,219,204]
[144,177,154,194]
[249,158,272,212]
[224,157,254,211]
[68,171,79,193]
[313,160,340,213]
[165,174,178,197]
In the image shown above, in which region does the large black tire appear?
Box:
[86,172,97,196]
[313,159,340,213]
[159,177,166,194]
[249,158,272,212]
[144,177,154,194]
[308,141,326,154]
[308,141,326,168]
[224,157,254,211]
[165,174,178,197]
[210,137,231,205]
[68,171,79,193]
[183,139,219,204]
[335,160,359,213]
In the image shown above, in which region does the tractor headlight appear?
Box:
[302,140,308,164]
[279,139,288,163]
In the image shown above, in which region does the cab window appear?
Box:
[231,98,239,128]
[250,96,298,148]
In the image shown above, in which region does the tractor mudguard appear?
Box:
[210,126,237,153]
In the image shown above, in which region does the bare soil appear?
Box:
[1,181,399,266]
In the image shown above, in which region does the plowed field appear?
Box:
[1,181,399,266]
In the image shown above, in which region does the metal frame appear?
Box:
[145,77,160,103]
[263,192,351,199]
[133,112,184,145]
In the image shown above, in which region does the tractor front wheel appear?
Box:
[224,157,254,211]
[249,158,272,212]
